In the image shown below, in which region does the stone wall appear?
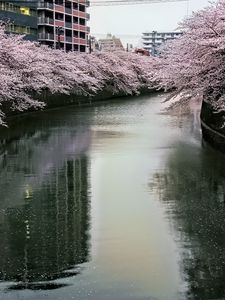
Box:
[200,100,225,153]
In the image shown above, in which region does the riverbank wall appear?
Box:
[200,100,225,153]
[4,87,155,120]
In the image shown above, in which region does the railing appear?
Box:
[79,24,86,32]
[37,2,53,9]
[73,24,89,32]
[65,7,72,14]
[38,33,54,40]
[38,17,54,25]
[54,4,64,12]
[65,22,72,28]
[55,20,64,27]
[73,38,87,45]
[66,36,72,42]
[79,11,86,18]
[79,0,90,5]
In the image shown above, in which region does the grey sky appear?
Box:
[89,0,210,46]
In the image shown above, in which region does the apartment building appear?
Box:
[142,31,182,56]
[38,0,90,52]
[98,34,124,52]
[0,0,90,52]
[0,1,38,40]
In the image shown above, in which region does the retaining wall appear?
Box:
[200,100,225,153]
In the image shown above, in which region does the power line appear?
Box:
[1,0,188,7]
[91,0,187,6]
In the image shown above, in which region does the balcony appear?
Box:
[55,20,64,27]
[65,22,72,28]
[79,25,86,32]
[37,2,54,10]
[54,4,64,13]
[73,24,79,30]
[57,35,65,42]
[38,17,54,25]
[79,0,89,5]
[79,11,86,18]
[73,24,88,32]
[66,36,72,43]
[73,38,87,45]
[72,10,79,17]
[65,7,72,14]
[38,33,54,40]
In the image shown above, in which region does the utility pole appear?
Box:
[55,26,64,50]
[89,36,92,53]
[88,36,95,53]
[152,30,157,56]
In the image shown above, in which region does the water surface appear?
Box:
[0,94,224,300]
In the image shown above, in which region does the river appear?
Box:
[0,94,225,300]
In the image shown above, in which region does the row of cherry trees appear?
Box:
[2,0,224,126]
[157,0,225,110]
[0,26,158,125]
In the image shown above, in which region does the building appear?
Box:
[88,35,100,53]
[134,48,150,56]
[142,31,182,56]
[0,0,90,52]
[38,0,90,52]
[0,1,38,41]
[98,33,124,52]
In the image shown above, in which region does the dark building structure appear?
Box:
[0,1,38,40]
[0,0,90,52]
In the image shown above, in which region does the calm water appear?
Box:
[0,94,225,300]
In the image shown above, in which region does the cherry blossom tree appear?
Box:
[0,25,157,126]
[157,0,225,110]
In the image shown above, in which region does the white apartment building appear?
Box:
[142,31,182,56]
[98,34,124,52]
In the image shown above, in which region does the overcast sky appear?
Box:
[89,0,210,46]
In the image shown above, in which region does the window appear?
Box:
[80,32,85,39]
[6,23,37,35]
[20,7,30,15]
[80,45,86,52]
[0,2,37,16]
[80,18,85,25]
[79,4,85,12]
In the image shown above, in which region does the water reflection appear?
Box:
[150,143,225,300]
[0,110,91,291]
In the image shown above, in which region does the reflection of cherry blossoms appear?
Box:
[0,26,158,126]
[157,0,225,110]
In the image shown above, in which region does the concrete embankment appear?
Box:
[4,87,154,120]
[201,100,225,153]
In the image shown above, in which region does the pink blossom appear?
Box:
[157,0,225,110]
[0,26,157,126]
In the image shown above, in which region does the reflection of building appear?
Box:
[0,156,90,289]
[0,0,90,52]
[142,31,182,56]
[98,34,124,52]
